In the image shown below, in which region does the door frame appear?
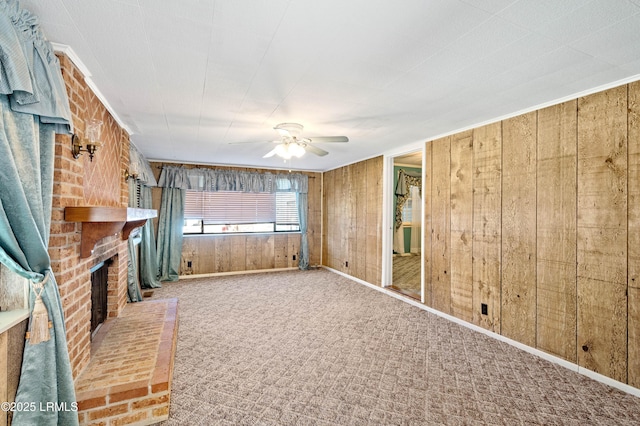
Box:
[382,145,426,304]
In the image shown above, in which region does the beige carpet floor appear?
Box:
[152,269,640,425]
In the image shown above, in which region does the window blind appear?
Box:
[134,183,142,208]
[184,191,276,224]
[276,192,299,225]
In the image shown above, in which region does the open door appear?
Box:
[385,150,423,300]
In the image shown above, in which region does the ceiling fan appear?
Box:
[232,123,348,159]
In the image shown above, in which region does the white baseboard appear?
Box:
[179,267,298,280]
[322,266,640,399]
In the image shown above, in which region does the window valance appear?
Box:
[129,142,157,187]
[395,169,422,231]
[0,0,72,134]
[158,166,308,194]
[395,169,422,197]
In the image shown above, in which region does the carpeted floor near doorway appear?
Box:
[151,269,640,425]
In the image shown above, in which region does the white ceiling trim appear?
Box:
[376,72,640,164]
[51,42,133,136]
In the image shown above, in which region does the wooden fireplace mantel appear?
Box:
[64,207,157,258]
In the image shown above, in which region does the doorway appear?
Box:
[388,151,423,300]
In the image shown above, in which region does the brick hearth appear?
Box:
[75,299,178,426]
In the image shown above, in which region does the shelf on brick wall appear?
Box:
[64,207,157,258]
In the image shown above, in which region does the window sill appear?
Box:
[183,231,301,237]
[0,309,29,335]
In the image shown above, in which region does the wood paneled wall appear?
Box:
[576,87,628,382]
[181,234,303,274]
[149,162,322,275]
[430,137,451,312]
[536,100,577,363]
[322,156,383,285]
[449,131,474,323]
[629,81,640,388]
[423,82,640,387]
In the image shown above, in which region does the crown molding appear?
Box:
[399,72,640,150]
[51,43,133,135]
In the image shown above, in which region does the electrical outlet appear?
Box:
[481,303,488,315]
[293,254,296,261]
[187,260,192,268]
[345,261,349,267]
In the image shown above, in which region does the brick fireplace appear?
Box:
[90,260,110,335]
[48,52,176,426]
[49,53,131,379]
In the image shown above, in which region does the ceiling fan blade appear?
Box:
[307,136,349,143]
[304,144,329,156]
[263,147,278,158]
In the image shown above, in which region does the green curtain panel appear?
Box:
[127,180,160,291]
[126,236,143,302]
[296,192,309,270]
[139,186,161,288]
[156,187,185,282]
[0,98,77,425]
[156,167,187,282]
[0,1,77,424]
[128,144,160,287]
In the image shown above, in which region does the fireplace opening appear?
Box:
[90,261,109,336]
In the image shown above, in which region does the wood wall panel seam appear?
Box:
[576,86,627,383]
[501,112,537,347]
[536,100,578,362]
[450,131,474,322]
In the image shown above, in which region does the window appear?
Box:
[401,192,413,224]
[183,190,300,234]
[132,182,142,208]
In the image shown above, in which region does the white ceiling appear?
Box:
[20,0,640,171]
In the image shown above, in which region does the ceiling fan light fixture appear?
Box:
[274,142,306,159]
[274,143,292,159]
[289,142,305,158]
[234,122,347,159]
